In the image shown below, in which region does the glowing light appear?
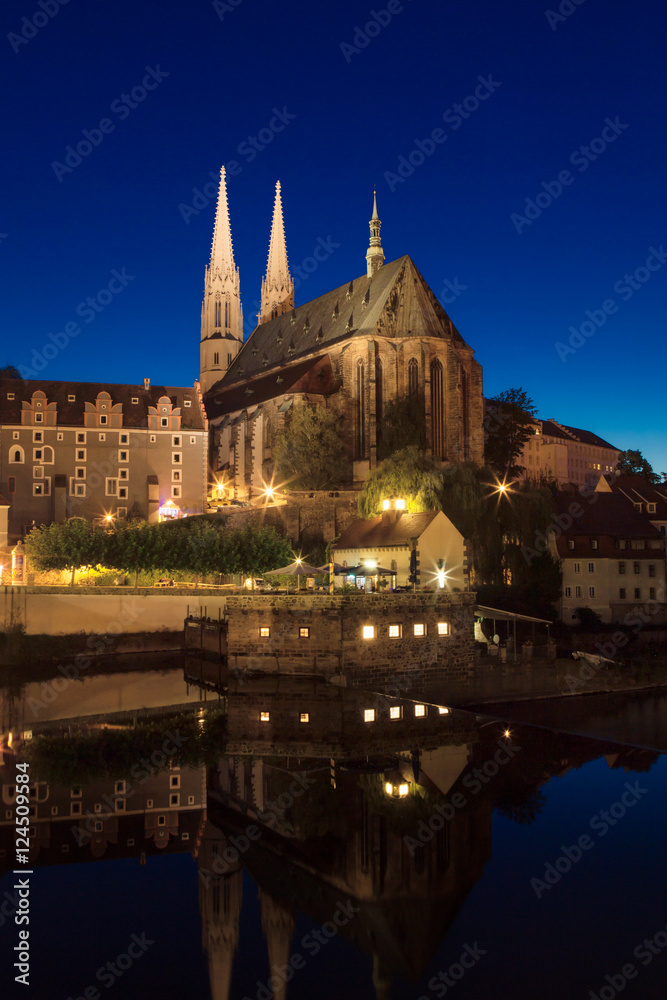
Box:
[105,515,112,523]
[363,559,377,569]
[385,782,393,795]
[438,706,449,715]
[436,568,446,588]
[504,729,511,739]
[362,625,375,639]
[382,499,390,511]
[399,783,409,797]
[395,498,406,510]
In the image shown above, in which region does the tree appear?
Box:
[358,447,442,517]
[106,522,163,588]
[615,449,660,484]
[376,395,427,460]
[25,520,106,586]
[485,387,538,478]
[273,402,351,490]
[0,365,20,378]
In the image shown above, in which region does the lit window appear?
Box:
[260,711,270,722]
[389,705,402,720]
[414,704,426,717]
[438,706,449,715]
[362,625,375,640]
[363,709,375,723]
[388,624,401,638]
[437,622,449,636]
[259,627,270,637]
[299,627,310,638]
[300,713,310,723]
[413,623,425,637]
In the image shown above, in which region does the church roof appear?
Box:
[205,356,337,421]
[0,379,206,429]
[208,255,472,395]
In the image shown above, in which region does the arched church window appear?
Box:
[461,368,469,460]
[355,359,366,459]
[224,300,229,329]
[430,358,445,459]
[375,356,383,451]
[408,358,419,397]
[215,299,221,328]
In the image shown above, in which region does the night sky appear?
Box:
[1,0,666,470]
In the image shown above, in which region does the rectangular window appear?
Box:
[650,587,656,600]
[120,433,129,444]
[75,484,85,497]
[299,713,310,723]
[362,625,375,640]
[169,793,180,807]
[7,392,14,400]
[299,627,310,639]
[590,539,598,550]
[119,469,128,480]
[77,432,86,443]
[413,623,425,637]
[100,414,107,425]
[116,507,127,518]
[105,479,117,496]
[76,449,86,462]
[76,467,85,479]
[161,417,168,427]
[618,562,626,574]
[33,466,44,479]
[33,449,42,461]
[567,540,575,550]
[171,485,182,498]
[363,709,375,723]
[34,412,43,423]
[648,503,656,514]
[33,430,43,443]
[33,483,44,496]
[259,627,270,637]
[414,704,426,718]
[438,706,449,715]
[575,586,582,598]
[634,562,640,574]
[118,451,128,462]
[260,711,270,722]
[619,588,626,599]
[588,563,595,573]
[172,470,181,482]
[184,399,191,407]
[172,436,181,447]
[649,565,656,578]
[573,563,581,574]
[589,586,596,598]
[68,394,75,401]
[131,398,138,405]
[437,622,450,636]
[172,452,181,464]
[118,486,128,500]
[71,802,81,815]
[389,705,402,720]
[564,586,572,597]
[388,624,402,638]
[634,588,641,599]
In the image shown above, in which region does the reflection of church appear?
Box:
[201,170,485,495]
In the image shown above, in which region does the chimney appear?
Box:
[143,378,150,390]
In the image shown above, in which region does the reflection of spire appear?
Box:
[260,889,296,1000]
[260,180,294,324]
[373,955,392,1000]
[199,820,243,1000]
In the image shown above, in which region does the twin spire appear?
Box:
[259,181,294,324]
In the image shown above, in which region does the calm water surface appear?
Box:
[0,659,665,999]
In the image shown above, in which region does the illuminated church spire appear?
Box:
[259,181,294,324]
[200,166,243,394]
[366,189,385,278]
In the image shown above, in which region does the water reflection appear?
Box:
[0,666,662,998]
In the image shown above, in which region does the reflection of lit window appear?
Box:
[299,627,310,638]
[413,623,425,637]
[259,627,270,637]
[437,622,449,636]
[362,625,375,640]
[363,709,375,723]
[300,713,309,723]
[389,705,402,720]
[388,624,401,638]
[414,704,426,717]
[260,711,270,722]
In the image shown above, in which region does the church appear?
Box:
[201,169,484,498]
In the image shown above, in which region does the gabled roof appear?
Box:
[596,474,667,517]
[334,511,442,549]
[205,356,337,422]
[553,492,663,539]
[0,379,206,429]
[208,255,472,395]
[542,420,618,450]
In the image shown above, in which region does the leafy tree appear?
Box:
[358,447,443,517]
[0,365,20,378]
[106,522,162,588]
[484,387,538,478]
[615,449,660,484]
[377,394,427,460]
[25,520,106,587]
[273,402,351,489]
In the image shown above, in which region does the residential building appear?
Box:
[551,492,666,624]
[0,378,208,542]
[204,176,485,497]
[595,473,667,539]
[517,418,619,488]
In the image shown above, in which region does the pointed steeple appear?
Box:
[200,167,243,395]
[259,181,294,325]
[366,189,385,278]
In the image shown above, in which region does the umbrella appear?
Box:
[318,562,347,575]
[346,564,395,577]
[265,560,322,591]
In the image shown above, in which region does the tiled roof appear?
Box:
[208,255,471,395]
[334,511,440,549]
[542,420,618,450]
[0,379,205,429]
[602,475,667,517]
[554,493,662,539]
[205,356,337,422]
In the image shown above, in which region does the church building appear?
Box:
[202,169,484,497]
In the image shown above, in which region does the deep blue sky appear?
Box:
[1,0,666,470]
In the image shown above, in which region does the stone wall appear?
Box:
[222,591,477,690]
[224,490,360,546]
